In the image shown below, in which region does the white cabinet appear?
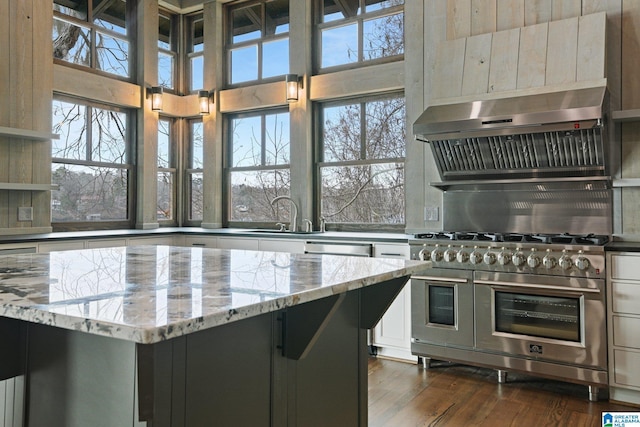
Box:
[607,252,640,405]
[371,243,416,363]
[258,238,304,253]
[217,237,260,250]
[37,240,85,253]
[127,236,175,246]
[0,243,38,255]
[183,235,218,248]
[86,238,128,249]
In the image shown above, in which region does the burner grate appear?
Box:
[413,232,609,246]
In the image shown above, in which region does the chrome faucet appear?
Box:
[270,196,299,232]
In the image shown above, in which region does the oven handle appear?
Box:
[412,275,469,283]
[474,279,602,294]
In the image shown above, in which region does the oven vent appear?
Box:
[431,127,604,180]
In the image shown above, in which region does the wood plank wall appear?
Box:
[431,11,606,101]
[0,0,52,236]
[0,0,51,417]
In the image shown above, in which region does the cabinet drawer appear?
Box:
[373,243,409,259]
[612,282,640,315]
[613,349,640,388]
[613,316,640,349]
[611,254,640,281]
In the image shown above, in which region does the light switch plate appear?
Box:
[18,207,33,221]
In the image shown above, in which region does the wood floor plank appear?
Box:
[368,357,637,426]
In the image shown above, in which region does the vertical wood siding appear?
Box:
[488,27,520,92]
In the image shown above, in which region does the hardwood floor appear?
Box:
[367,357,638,426]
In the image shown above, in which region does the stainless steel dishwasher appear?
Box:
[304,241,372,257]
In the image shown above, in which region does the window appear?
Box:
[318,93,405,230]
[316,0,404,71]
[51,97,133,227]
[53,0,131,79]
[227,110,290,226]
[187,13,204,92]
[158,118,177,223]
[159,10,178,91]
[226,0,290,85]
[186,120,204,222]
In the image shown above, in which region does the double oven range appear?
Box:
[409,232,607,401]
[411,84,613,401]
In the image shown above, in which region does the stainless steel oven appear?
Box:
[411,270,473,349]
[474,271,606,371]
[410,234,609,401]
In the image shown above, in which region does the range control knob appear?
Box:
[418,247,431,261]
[469,246,483,264]
[527,249,541,268]
[512,250,526,267]
[559,250,573,270]
[497,248,511,265]
[431,245,443,262]
[456,246,469,263]
[443,245,457,263]
[483,250,496,265]
[575,250,591,271]
[543,249,557,269]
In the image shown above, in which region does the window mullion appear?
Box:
[261,116,267,166]
[360,102,367,160]
[86,106,93,162]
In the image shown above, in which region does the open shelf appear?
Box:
[612,110,640,123]
[0,183,58,191]
[0,126,59,141]
[613,179,640,188]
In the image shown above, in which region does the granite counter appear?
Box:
[0,245,430,426]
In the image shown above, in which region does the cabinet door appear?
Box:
[371,243,415,362]
[183,236,218,248]
[259,239,304,253]
[0,243,38,254]
[217,237,259,250]
[86,239,128,249]
[38,240,85,253]
[127,236,175,246]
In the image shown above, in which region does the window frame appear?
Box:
[53,0,134,81]
[185,12,205,94]
[157,116,179,225]
[224,0,290,87]
[314,0,404,74]
[158,8,180,92]
[315,91,406,232]
[224,107,292,229]
[51,94,135,231]
[183,118,204,226]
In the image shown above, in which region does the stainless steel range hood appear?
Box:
[413,86,609,183]
[414,86,606,141]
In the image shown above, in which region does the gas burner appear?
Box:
[413,232,456,240]
[413,231,610,246]
[548,234,609,246]
[456,232,500,241]
[500,233,536,243]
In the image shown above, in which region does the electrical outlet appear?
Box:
[18,207,33,221]
[424,206,439,221]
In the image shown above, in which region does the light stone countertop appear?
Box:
[0,245,430,344]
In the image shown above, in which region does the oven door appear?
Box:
[474,271,606,369]
[411,269,474,348]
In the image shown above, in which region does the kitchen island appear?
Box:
[0,245,429,427]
